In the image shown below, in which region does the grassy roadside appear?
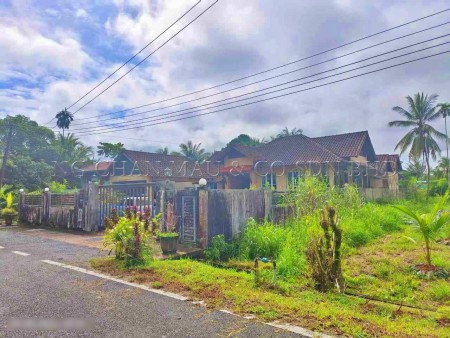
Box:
[91,229,449,338]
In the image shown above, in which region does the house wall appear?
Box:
[109,175,151,184]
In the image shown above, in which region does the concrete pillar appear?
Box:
[86,183,99,232]
[198,189,209,248]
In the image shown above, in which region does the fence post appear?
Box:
[86,183,99,232]
[198,189,209,248]
[264,190,272,220]
[18,189,25,223]
[42,189,50,224]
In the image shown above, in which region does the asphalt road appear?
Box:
[0,227,301,338]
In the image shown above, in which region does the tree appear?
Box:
[97,142,124,159]
[405,157,426,179]
[176,141,210,163]
[156,147,170,155]
[227,134,263,147]
[388,93,446,198]
[394,193,450,266]
[438,157,450,180]
[271,127,303,140]
[437,102,450,184]
[55,108,74,136]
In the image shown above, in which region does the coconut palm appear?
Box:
[55,108,74,136]
[176,141,210,163]
[438,157,450,180]
[271,127,303,140]
[394,192,450,266]
[388,93,446,198]
[156,147,170,155]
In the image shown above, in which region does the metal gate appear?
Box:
[176,190,198,243]
[98,183,154,226]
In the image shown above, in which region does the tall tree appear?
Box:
[55,108,74,136]
[388,93,445,198]
[437,102,450,184]
[97,142,124,159]
[176,141,210,163]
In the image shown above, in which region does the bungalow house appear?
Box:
[80,150,217,189]
[210,131,402,193]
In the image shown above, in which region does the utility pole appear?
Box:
[0,122,14,188]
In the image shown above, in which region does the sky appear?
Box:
[0,0,449,163]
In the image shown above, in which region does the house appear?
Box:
[210,131,402,193]
[81,150,217,189]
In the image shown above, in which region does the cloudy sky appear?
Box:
[1,0,449,161]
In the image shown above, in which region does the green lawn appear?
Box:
[91,228,449,338]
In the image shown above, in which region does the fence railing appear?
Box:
[50,194,76,207]
[23,195,43,207]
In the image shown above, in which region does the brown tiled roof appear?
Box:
[213,134,343,165]
[123,150,215,179]
[375,154,402,172]
[80,162,113,172]
[312,131,376,160]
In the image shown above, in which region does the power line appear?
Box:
[69,0,218,116]
[71,8,450,123]
[44,1,202,126]
[67,40,450,134]
[74,50,449,137]
[68,29,450,127]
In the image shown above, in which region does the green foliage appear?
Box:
[227,134,263,147]
[97,142,124,159]
[1,207,17,218]
[173,140,210,163]
[205,235,236,262]
[5,192,13,208]
[103,213,152,266]
[394,193,450,265]
[49,180,67,193]
[429,178,448,196]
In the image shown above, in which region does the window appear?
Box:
[207,182,217,189]
[287,171,303,188]
[262,173,277,190]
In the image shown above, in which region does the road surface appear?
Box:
[0,226,302,337]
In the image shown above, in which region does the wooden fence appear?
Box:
[20,192,84,230]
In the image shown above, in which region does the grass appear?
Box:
[91,228,450,338]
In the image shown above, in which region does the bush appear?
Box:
[205,235,236,262]
[238,218,287,260]
[103,207,152,266]
[430,179,448,196]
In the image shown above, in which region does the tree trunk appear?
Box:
[425,150,431,200]
[446,115,449,186]
[425,239,432,266]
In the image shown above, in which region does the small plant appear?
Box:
[1,192,17,226]
[394,192,450,266]
[306,206,344,292]
[102,207,152,266]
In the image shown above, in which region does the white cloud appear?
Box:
[75,8,88,18]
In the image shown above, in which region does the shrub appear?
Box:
[306,206,344,292]
[430,179,448,196]
[205,235,236,262]
[102,208,152,266]
[238,218,286,260]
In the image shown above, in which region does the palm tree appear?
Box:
[55,108,74,136]
[388,93,446,198]
[437,103,450,184]
[394,192,450,266]
[177,141,210,163]
[438,157,450,180]
[271,127,303,140]
[156,147,169,155]
[405,157,426,178]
